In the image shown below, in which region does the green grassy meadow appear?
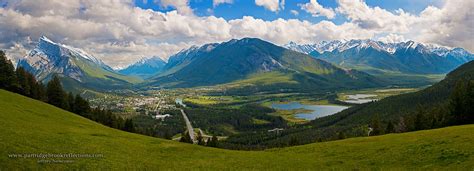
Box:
[0,89,473,170]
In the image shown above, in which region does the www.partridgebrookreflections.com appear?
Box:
[8,153,104,159]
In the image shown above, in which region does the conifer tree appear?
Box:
[370,115,384,135]
[414,105,429,130]
[395,117,407,133]
[207,135,218,147]
[450,79,474,124]
[46,75,66,109]
[124,119,136,133]
[385,121,395,133]
[67,92,75,112]
[180,132,193,144]
[0,51,19,91]
[16,67,31,96]
[197,132,205,145]
[27,73,42,100]
[73,94,90,116]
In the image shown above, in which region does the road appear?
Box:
[153,99,161,115]
[180,109,195,143]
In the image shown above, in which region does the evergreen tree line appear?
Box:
[130,109,185,140]
[0,51,136,133]
[369,78,474,136]
[180,131,219,147]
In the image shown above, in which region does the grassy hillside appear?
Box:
[0,89,473,170]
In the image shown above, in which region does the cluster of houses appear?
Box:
[89,93,179,121]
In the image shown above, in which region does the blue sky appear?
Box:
[135,0,443,25]
[1,0,471,67]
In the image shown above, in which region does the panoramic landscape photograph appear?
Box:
[0,0,473,169]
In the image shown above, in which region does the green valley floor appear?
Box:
[0,90,473,170]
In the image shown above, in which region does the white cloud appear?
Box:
[280,0,285,10]
[213,0,233,7]
[336,0,415,32]
[156,0,194,15]
[228,17,372,45]
[255,0,284,12]
[299,0,335,19]
[0,0,472,68]
[377,33,406,43]
[336,0,474,52]
[290,10,299,16]
[414,2,474,52]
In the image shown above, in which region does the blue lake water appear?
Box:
[175,98,186,107]
[271,102,349,120]
[343,94,378,104]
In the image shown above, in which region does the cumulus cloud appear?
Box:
[255,0,284,12]
[415,2,474,52]
[377,33,406,43]
[213,0,233,7]
[299,0,335,19]
[336,0,474,52]
[228,17,372,45]
[336,0,415,32]
[156,0,194,15]
[0,0,472,68]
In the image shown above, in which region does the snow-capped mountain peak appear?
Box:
[285,39,472,58]
[17,36,113,82]
[33,36,106,66]
[118,56,167,79]
[283,40,343,54]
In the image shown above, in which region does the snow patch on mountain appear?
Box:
[17,36,111,82]
[284,39,473,58]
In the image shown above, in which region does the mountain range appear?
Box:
[16,36,474,93]
[145,38,383,93]
[118,56,166,79]
[285,40,474,74]
[17,36,141,91]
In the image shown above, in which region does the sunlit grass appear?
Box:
[1,89,473,170]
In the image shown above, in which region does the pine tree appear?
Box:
[164,131,173,140]
[385,121,395,133]
[180,132,192,144]
[370,115,384,135]
[67,92,75,112]
[36,82,47,102]
[207,135,218,147]
[395,117,407,133]
[73,94,90,116]
[27,73,41,100]
[124,119,135,133]
[289,136,299,145]
[414,105,429,130]
[16,67,31,96]
[337,132,346,140]
[450,79,474,124]
[46,75,66,109]
[0,51,19,91]
[63,93,71,111]
[197,132,205,145]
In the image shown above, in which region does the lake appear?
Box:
[343,94,378,104]
[175,98,186,107]
[271,102,349,120]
